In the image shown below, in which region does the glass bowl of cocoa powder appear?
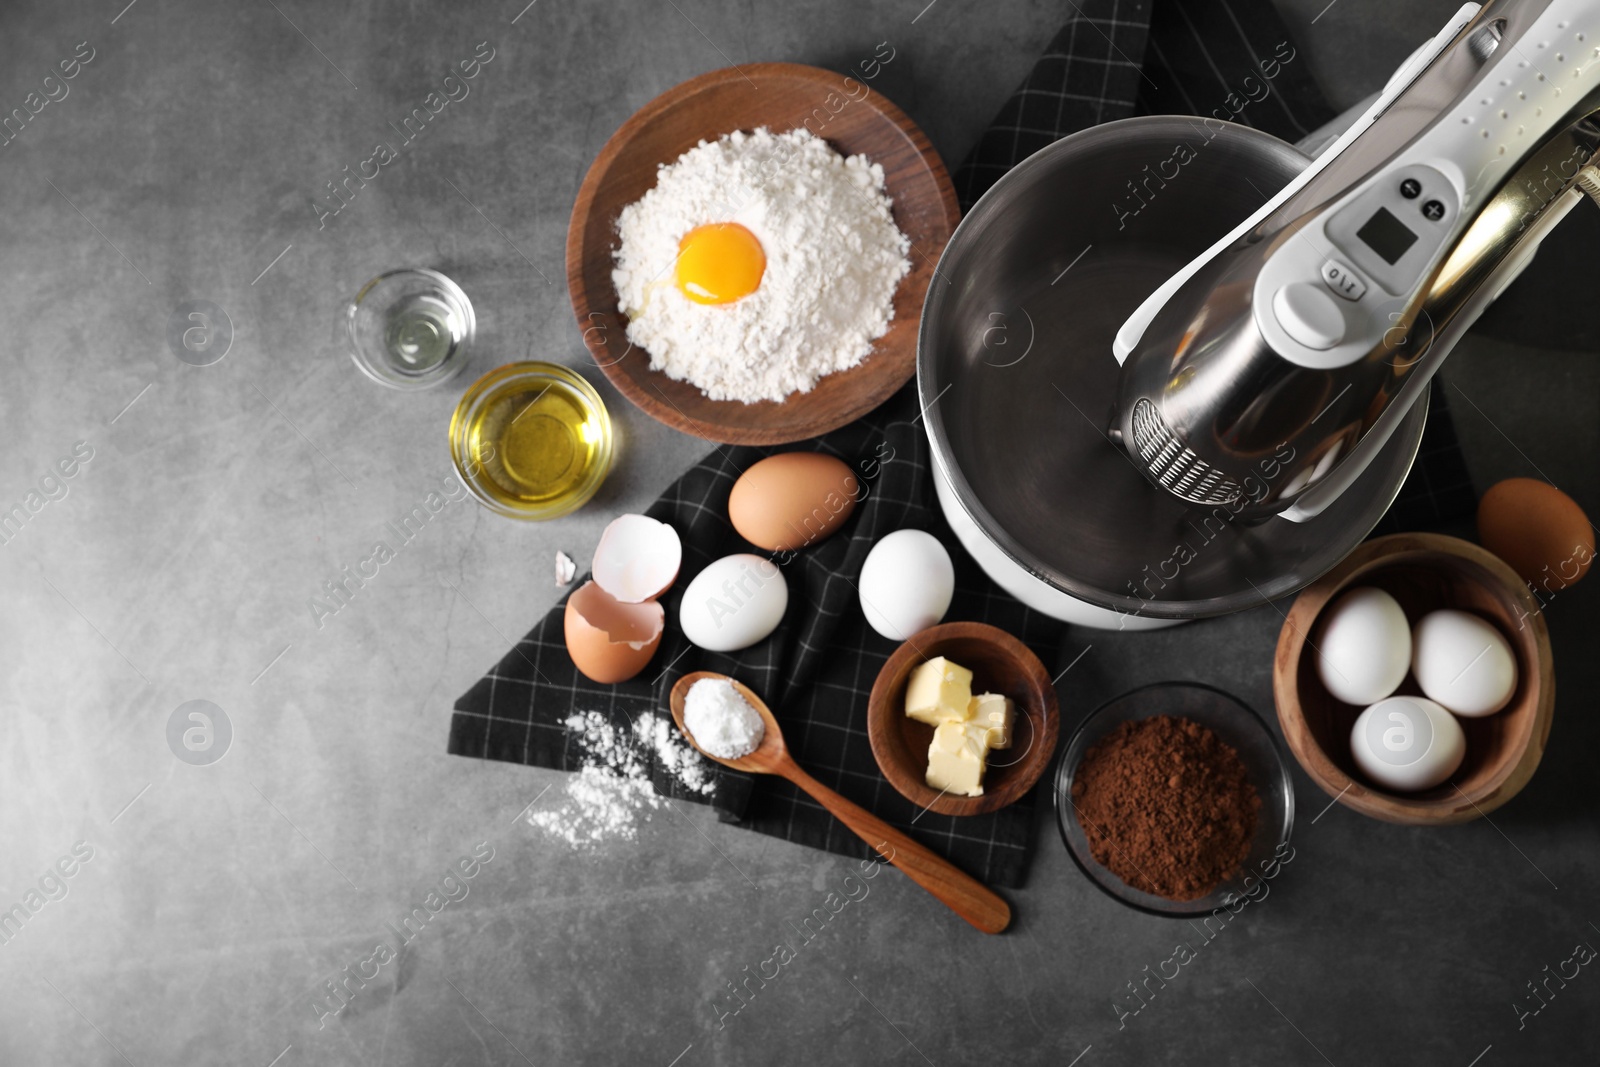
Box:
[1054,683,1294,917]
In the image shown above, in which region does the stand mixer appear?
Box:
[1112,0,1600,522]
[918,0,1600,628]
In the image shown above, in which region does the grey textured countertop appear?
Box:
[1,1,1596,1064]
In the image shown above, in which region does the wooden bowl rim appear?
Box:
[866,621,1061,816]
[565,61,959,445]
[1273,532,1555,825]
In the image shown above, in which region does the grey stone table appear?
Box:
[1,0,1595,1064]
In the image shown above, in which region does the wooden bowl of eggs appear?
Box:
[867,622,1060,817]
[567,62,959,445]
[1274,533,1554,825]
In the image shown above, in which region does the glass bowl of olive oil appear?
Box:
[347,268,474,390]
[449,362,615,520]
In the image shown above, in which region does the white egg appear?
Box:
[1316,586,1410,706]
[678,553,788,652]
[1411,609,1517,717]
[858,529,955,641]
[1350,695,1465,792]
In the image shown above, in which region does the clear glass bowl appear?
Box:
[346,268,474,390]
[1054,682,1295,917]
[448,362,615,521]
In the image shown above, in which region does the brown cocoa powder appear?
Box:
[1070,715,1260,901]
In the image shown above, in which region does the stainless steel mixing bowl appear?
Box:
[918,116,1427,622]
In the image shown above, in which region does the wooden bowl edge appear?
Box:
[866,622,1059,816]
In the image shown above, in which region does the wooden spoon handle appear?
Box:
[782,765,1011,934]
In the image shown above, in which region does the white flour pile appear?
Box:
[682,677,763,759]
[528,711,714,848]
[612,126,912,403]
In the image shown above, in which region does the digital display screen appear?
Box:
[1356,206,1418,265]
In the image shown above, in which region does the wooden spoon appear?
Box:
[669,671,1011,934]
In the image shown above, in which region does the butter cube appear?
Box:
[970,693,1013,749]
[926,720,990,796]
[904,657,973,726]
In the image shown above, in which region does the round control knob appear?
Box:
[1272,282,1345,350]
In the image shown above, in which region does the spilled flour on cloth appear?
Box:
[528,711,714,847]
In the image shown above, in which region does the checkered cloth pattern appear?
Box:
[953,0,1154,211]
[449,0,1476,889]
[953,0,1338,210]
[449,388,1064,887]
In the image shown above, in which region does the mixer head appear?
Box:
[1111,0,1600,523]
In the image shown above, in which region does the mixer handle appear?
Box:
[1112,3,1484,365]
[1387,0,1600,216]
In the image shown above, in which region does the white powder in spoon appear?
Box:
[611,126,912,403]
[682,678,764,759]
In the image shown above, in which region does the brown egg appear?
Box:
[1477,478,1594,592]
[728,452,860,552]
[563,581,664,684]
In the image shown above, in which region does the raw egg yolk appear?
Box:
[675,223,765,305]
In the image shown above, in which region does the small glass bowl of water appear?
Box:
[346,268,474,390]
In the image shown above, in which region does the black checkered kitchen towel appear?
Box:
[448,0,1474,888]
[953,0,1335,210]
[449,389,1063,886]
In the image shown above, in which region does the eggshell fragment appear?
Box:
[1477,477,1594,591]
[728,452,861,552]
[564,580,664,683]
[592,514,682,603]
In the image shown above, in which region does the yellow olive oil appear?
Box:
[452,364,613,519]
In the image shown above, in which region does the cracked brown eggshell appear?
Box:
[564,580,664,683]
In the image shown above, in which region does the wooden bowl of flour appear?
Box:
[567,62,959,445]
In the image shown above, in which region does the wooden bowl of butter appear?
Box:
[867,621,1060,816]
